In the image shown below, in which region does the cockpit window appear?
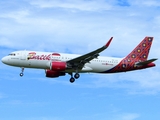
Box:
[8,53,16,56]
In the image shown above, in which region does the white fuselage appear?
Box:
[2,51,122,73]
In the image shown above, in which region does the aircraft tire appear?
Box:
[20,73,23,77]
[74,73,80,79]
[70,77,75,83]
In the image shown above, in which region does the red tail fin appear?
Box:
[107,37,155,73]
[125,37,153,62]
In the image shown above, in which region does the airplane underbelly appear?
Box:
[26,60,49,69]
[19,59,49,69]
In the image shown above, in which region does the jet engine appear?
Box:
[45,70,65,78]
[50,61,67,71]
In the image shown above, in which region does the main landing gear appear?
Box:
[20,67,24,77]
[69,73,80,83]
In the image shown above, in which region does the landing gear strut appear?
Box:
[69,73,75,83]
[20,67,24,77]
[69,73,80,83]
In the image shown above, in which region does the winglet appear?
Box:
[105,37,113,47]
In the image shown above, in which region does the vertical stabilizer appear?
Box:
[106,37,155,73]
[125,37,154,62]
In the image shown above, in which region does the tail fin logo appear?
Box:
[107,37,154,73]
[125,37,153,62]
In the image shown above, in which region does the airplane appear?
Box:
[1,37,157,83]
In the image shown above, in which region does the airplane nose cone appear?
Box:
[1,57,7,64]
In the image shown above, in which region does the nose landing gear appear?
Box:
[20,67,24,77]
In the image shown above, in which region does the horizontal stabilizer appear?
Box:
[136,58,158,66]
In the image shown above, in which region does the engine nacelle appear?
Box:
[50,62,67,71]
[45,70,65,78]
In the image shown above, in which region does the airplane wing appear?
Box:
[136,58,158,66]
[66,37,113,69]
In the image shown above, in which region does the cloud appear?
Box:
[0,1,159,77]
[23,117,63,120]
[0,1,160,120]
[80,67,160,95]
[120,113,140,120]
[29,0,113,11]
[129,0,160,7]
[0,0,159,95]
[0,0,160,55]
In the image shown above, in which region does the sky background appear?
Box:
[0,0,160,120]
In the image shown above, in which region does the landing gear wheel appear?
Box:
[74,73,80,79]
[20,67,24,77]
[20,73,24,77]
[70,77,75,83]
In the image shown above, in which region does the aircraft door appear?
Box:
[20,51,28,67]
[21,51,26,61]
